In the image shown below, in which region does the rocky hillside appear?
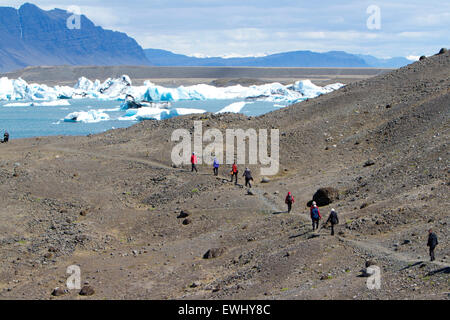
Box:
[0,3,149,72]
[0,49,448,300]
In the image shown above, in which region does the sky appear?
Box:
[2,1,449,59]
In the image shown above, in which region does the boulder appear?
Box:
[438,48,448,55]
[419,55,427,61]
[177,210,190,219]
[203,247,227,259]
[261,177,270,183]
[182,218,192,225]
[312,187,339,206]
[79,285,95,296]
[363,159,375,167]
[51,287,66,297]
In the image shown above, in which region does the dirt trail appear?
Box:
[338,236,449,268]
[42,145,173,170]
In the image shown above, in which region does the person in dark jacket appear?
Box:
[427,229,438,261]
[213,158,220,176]
[230,162,238,184]
[243,168,253,188]
[310,202,321,231]
[285,192,294,213]
[326,208,339,235]
[3,130,9,143]
[191,152,198,173]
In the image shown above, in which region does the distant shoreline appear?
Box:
[1,65,392,87]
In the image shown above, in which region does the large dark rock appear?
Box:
[79,285,95,296]
[51,287,66,296]
[203,248,227,259]
[311,187,339,206]
[177,210,190,219]
[363,159,376,167]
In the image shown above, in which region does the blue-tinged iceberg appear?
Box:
[292,80,345,97]
[0,75,344,105]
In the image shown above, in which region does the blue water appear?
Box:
[0,99,286,139]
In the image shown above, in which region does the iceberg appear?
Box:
[292,80,345,98]
[63,110,110,123]
[216,102,248,114]
[4,100,71,107]
[120,107,206,121]
[0,75,345,105]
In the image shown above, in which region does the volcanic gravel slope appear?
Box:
[0,51,448,300]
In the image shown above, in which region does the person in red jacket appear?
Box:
[310,201,322,231]
[230,161,238,184]
[190,152,198,173]
[285,192,295,213]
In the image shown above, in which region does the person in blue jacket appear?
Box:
[213,158,220,176]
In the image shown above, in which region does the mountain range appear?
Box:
[144,49,412,68]
[0,3,412,73]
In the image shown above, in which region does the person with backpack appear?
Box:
[191,152,198,173]
[326,208,339,235]
[310,202,321,231]
[230,162,238,185]
[243,168,253,188]
[427,229,438,261]
[213,157,220,176]
[285,192,295,213]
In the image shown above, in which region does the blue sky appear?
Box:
[3,1,449,58]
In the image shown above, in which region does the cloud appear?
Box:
[2,0,449,58]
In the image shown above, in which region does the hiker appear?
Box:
[427,229,438,262]
[326,208,339,235]
[190,152,198,173]
[213,157,219,176]
[310,202,321,231]
[285,192,295,213]
[230,162,238,184]
[243,167,253,188]
[2,130,9,143]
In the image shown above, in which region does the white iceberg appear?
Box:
[4,100,71,107]
[120,107,206,121]
[216,102,248,114]
[292,80,345,98]
[0,75,344,105]
[63,110,110,123]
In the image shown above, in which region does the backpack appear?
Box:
[287,195,293,203]
[311,207,319,219]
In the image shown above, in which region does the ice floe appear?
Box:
[63,110,110,123]
[216,101,249,114]
[120,107,206,121]
[4,100,71,107]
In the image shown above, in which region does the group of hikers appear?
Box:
[284,195,339,235]
[190,152,440,262]
[1,130,9,143]
[190,152,254,187]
